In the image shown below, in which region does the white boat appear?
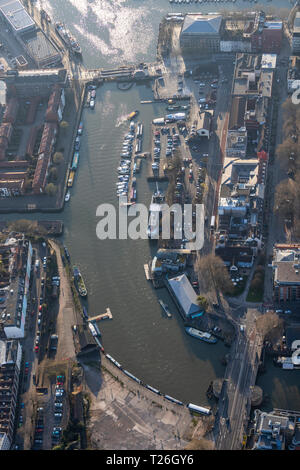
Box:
[65,191,70,202]
[158,299,172,318]
[147,184,166,239]
[185,327,217,343]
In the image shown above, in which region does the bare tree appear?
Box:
[274,179,297,217]
[196,254,234,295]
[185,438,214,450]
[256,311,283,342]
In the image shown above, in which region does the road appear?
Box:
[214,308,263,450]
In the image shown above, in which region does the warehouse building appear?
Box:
[272,244,300,303]
[0,0,35,35]
[180,14,223,53]
[262,21,282,54]
[22,30,62,68]
[167,273,204,320]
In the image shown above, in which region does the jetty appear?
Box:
[88,308,113,322]
[144,264,151,281]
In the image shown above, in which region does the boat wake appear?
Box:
[115,115,129,127]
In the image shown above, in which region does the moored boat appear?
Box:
[185,327,217,344]
[73,266,87,297]
[67,170,75,187]
[83,307,89,320]
[71,152,79,171]
[64,245,70,262]
[77,122,84,135]
[147,185,165,239]
[55,21,82,55]
[127,110,139,120]
[158,299,172,318]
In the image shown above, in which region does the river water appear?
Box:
[4,0,300,407]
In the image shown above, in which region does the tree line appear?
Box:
[274,98,300,239]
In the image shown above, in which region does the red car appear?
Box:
[34,346,39,353]
[39,305,42,312]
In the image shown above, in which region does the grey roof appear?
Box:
[181,14,222,36]
[168,273,201,317]
[274,261,300,285]
[0,0,35,33]
[198,111,211,131]
[258,412,290,433]
[23,30,60,63]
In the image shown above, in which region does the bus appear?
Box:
[187,403,211,415]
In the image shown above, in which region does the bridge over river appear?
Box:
[213,308,263,449]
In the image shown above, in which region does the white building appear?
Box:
[0,432,10,450]
[0,0,35,35]
[0,237,32,339]
[261,53,277,70]
[197,112,211,139]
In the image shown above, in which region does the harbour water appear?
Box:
[4,0,300,406]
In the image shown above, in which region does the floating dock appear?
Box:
[144,264,151,281]
[88,308,113,322]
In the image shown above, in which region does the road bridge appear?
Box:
[214,308,263,450]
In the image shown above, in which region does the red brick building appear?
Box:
[0,123,13,161]
[2,97,19,125]
[273,244,300,303]
[262,21,283,54]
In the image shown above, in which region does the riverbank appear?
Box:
[83,361,213,450]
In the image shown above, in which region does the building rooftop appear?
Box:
[181,14,222,36]
[274,262,300,286]
[226,129,248,157]
[229,97,246,130]
[168,273,202,318]
[22,30,61,66]
[294,12,300,34]
[263,21,283,30]
[0,0,35,34]
[0,339,21,366]
[261,53,277,70]
[273,246,300,286]
[197,111,211,132]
